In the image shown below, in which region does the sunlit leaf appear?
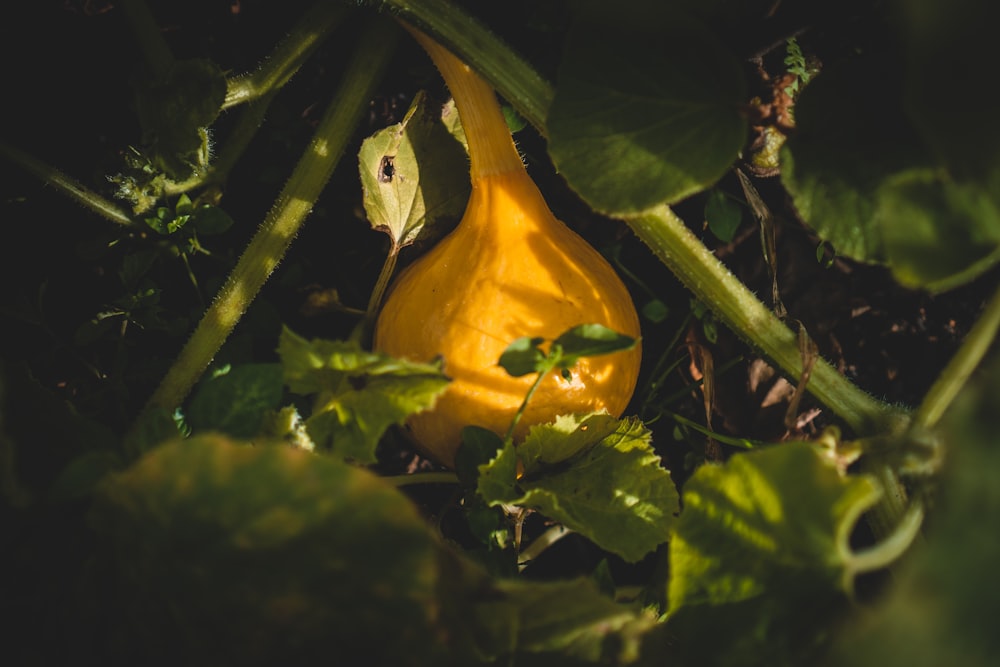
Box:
[552,324,637,365]
[668,443,880,611]
[359,90,469,249]
[663,442,882,664]
[548,5,746,214]
[478,413,678,563]
[497,336,547,377]
[277,328,449,463]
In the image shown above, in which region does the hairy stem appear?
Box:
[0,142,135,227]
[140,17,400,415]
[627,205,899,434]
[223,1,350,109]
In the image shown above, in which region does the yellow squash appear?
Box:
[373,26,642,468]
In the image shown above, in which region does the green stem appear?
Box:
[223,2,350,109]
[166,90,279,197]
[913,283,1000,431]
[117,0,174,78]
[375,0,553,134]
[505,366,551,443]
[847,500,924,581]
[361,244,401,341]
[518,524,572,571]
[139,17,400,415]
[626,205,899,435]
[0,141,136,228]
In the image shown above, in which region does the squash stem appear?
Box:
[402,23,525,179]
[378,0,553,134]
[138,17,400,416]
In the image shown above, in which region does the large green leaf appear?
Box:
[278,328,449,463]
[663,443,882,663]
[89,435,450,665]
[781,41,1000,291]
[668,443,880,611]
[547,4,746,214]
[780,54,935,263]
[478,413,678,563]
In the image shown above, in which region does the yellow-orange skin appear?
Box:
[374,25,641,468]
[374,169,641,468]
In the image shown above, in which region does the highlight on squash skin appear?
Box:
[373,24,642,468]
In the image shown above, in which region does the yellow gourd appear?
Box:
[373,26,642,468]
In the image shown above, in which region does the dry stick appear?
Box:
[139,17,400,416]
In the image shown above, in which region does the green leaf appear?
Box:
[89,435,453,664]
[781,54,936,263]
[901,0,1000,183]
[186,363,284,439]
[704,188,743,243]
[552,323,637,367]
[191,204,235,235]
[663,443,882,664]
[277,328,449,463]
[498,336,547,377]
[668,442,880,610]
[781,49,1000,289]
[479,413,678,563]
[455,426,506,486]
[548,5,747,214]
[133,58,226,180]
[469,577,655,662]
[877,170,1000,291]
[359,90,470,249]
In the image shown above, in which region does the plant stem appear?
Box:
[375,0,553,134]
[404,23,526,178]
[223,1,350,109]
[117,0,174,78]
[505,365,551,443]
[139,17,400,415]
[518,524,572,571]
[0,141,136,228]
[626,205,899,435]
[847,500,924,581]
[912,283,1000,431]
